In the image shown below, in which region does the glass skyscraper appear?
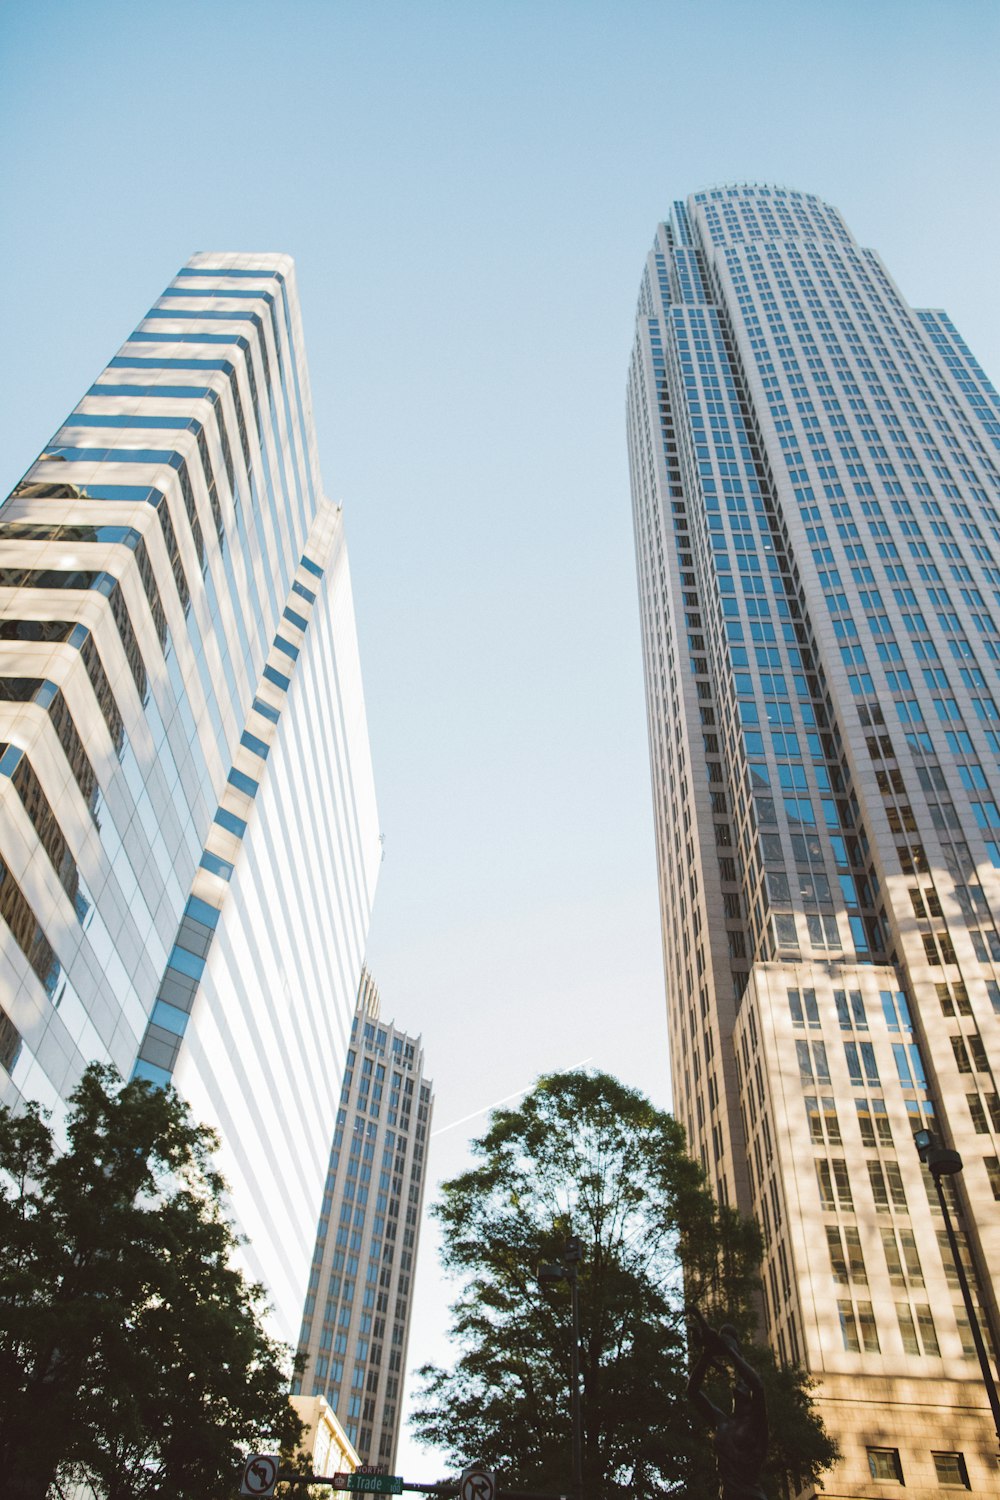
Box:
[0,253,381,1340]
[627,187,1000,1495]
[295,969,432,1467]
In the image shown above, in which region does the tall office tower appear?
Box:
[0,254,381,1340]
[295,970,433,1468]
[627,187,1000,1496]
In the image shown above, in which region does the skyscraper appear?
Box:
[295,970,432,1468]
[0,253,381,1340]
[627,188,1000,1496]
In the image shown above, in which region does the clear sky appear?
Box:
[2,0,998,1481]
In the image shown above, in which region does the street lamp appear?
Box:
[913,1129,1000,1444]
[538,1236,584,1500]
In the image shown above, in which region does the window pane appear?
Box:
[896,1303,920,1355]
[899,1229,924,1286]
[839,1299,860,1352]
[805,1096,824,1144]
[833,1158,854,1210]
[816,1159,836,1210]
[932,1452,969,1488]
[857,1300,880,1353]
[827,1225,848,1284]
[885,1162,908,1209]
[868,1448,902,1482]
[845,1226,868,1285]
[916,1304,940,1356]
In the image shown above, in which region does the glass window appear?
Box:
[897,1303,918,1358]
[880,988,912,1030]
[882,1227,905,1287]
[916,1303,940,1355]
[805,1096,824,1144]
[872,1099,893,1145]
[885,1162,907,1209]
[832,1158,854,1210]
[857,1300,880,1352]
[932,1453,970,1489]
[856,1098,877,1147]
[826,1224,848,1284]
[844,1226,867,1285]
[816,1159,836,1210]
[898,1228,923,1285]
[985,1156,1000,1201]
[774,913,798,948]
[867,1448,902,1482]
[838,1299,860,1351]
[868,1161,890,1211]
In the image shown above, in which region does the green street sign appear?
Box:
[340,1474,404,1494]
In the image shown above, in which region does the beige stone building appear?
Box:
[627,186,1000,1495]
[290,1394,360,1482]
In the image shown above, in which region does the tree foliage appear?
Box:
[412,1070,836,1499]
[0,1064,303,1500]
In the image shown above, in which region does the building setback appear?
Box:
[627,186,1000,1496]
[0,254,381,1340]
[295,970,432,1468]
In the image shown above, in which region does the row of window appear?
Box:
[132,544,325,1087]
[725,221,996,503]
[789,985,911,1031]
[868,1446,970,1488]
[795,1036,927,1092]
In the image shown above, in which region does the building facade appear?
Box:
[0,253,381,1339]
[295,970,432,1469]
[289,1394,360,1480]
[627,187,1000,1496]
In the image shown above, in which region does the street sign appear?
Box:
[334,1473,404,1494]
[460,1466,498,1500]
[240,1454,280,1497]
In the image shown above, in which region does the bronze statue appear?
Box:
[686,1309,768,1500]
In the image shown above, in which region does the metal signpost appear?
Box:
[238,1457,568,1500]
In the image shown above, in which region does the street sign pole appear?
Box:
[258,1476,570,1499]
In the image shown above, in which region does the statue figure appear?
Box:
[686,1308,769,1500]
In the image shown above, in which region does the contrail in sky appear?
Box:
[430,1057,595,1138]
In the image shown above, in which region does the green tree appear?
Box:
[0,1063,303,1500]
[412,1070,836,1499]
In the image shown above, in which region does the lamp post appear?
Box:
[538,1236,584,1500]
[913,1129,1000,1444]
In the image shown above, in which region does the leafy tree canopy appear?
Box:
[0,1063,303,1500]
[412,1070,836,1499]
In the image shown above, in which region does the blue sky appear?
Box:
[3,0,998,1478]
